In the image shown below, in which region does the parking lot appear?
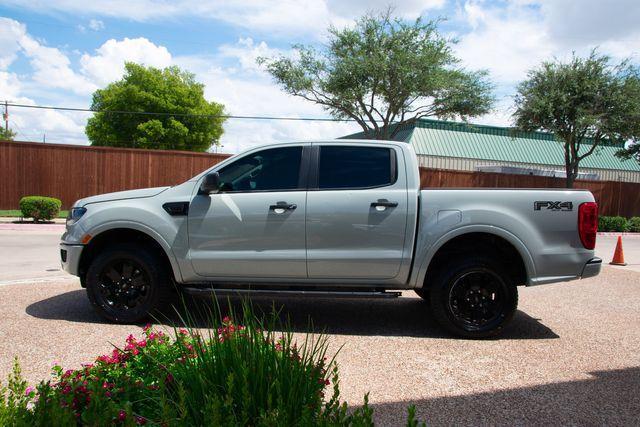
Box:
[0,226,639,425]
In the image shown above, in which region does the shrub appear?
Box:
[0,304,416,425]
[598,216,629,232]
[628,217,640,233]
[18,196,62,222]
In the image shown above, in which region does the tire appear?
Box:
[85,243,174,323]
[428,255,518,339]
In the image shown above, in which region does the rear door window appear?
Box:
[318,146,395,190]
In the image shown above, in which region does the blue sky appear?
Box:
[0,0,638,153]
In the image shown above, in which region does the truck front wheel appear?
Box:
[429,256,518,338]
[85,243,173,323]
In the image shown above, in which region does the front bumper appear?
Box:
[581,257,602,279]
[60,243,84,276]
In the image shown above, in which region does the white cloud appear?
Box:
[0,0,444,37]
[88,19,105,31]
[79,37,172,86]
[540,0,640,47]
[19,35,98,96]
[0,18,24,69]
[454,1,554,86]
[0,18,96,95]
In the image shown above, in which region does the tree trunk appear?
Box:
[565,161,579,189]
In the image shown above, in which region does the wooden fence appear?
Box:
[1,140,639,216]
[0,141,230,210]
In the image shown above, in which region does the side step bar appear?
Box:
[181,287,401,299]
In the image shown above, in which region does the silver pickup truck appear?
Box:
[60,140,601,338]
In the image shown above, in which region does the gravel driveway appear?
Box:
[1,266,639,425]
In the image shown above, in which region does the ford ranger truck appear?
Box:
[60,140,601,338]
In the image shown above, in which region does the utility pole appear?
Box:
[3,101,7,134]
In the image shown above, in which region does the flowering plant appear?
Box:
[0,305,389,426]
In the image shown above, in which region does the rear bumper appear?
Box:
[60,243,84,277]
[581,257,602,279]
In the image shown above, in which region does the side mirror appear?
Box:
[199,172,220,195]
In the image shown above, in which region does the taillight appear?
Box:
[578,202,598,249]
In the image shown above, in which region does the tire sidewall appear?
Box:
[85,244,166,323]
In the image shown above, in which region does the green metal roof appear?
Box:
[343,119,640,172]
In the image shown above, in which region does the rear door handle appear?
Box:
[269,202,297,213]
[370,200,398,208]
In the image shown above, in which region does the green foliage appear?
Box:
[0,304,421,425]
[514,50,640,188]
[259,10,493,140]
[18,196,61,222]
[627,217,640,232]
[617,142,640,163]
[0,127,16,141]
[86,62,226,152]
[598,216,629,232]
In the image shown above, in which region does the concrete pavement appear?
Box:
[0,267,638,425]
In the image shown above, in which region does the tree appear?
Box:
[514,51,640,188]
[86,63,225,152]
[258,10,494,140]
[0,127,16,141]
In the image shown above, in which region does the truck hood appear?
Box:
[77,187,170,207]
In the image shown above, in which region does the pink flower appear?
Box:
[135,415,147,425]
[178,328,188,335]
[118,410,126,421]
[143,323,152,332]
[25,386,35,396]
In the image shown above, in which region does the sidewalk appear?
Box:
[0,217,66,231]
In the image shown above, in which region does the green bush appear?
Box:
[0,304,419,425]
[628,217,640,233]
[598,216,629,232]
[18,196,62,222]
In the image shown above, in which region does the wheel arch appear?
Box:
[414,226,535,289]
[78,224,182,286]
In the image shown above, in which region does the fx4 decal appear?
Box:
[534,201,573,211]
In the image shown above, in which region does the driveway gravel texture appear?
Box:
[1,266,639,425]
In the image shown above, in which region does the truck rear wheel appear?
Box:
[85,243,173,323]
[429,256,518,338]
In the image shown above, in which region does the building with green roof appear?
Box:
[343,118,640,183]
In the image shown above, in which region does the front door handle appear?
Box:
[371,199,398,209]
[269,201,297,213]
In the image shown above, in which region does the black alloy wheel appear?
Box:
[429,256,518,338]
[96,259,151,312]
[448,269,506,329]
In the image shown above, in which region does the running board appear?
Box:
[181,287,401,299]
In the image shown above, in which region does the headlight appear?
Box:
[66,207,87,226]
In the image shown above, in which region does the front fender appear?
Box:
[83,215,185,283]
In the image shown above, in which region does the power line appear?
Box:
[3,102,357,122]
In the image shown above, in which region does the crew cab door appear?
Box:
[306,143,408,279]
[188,145,308,278]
